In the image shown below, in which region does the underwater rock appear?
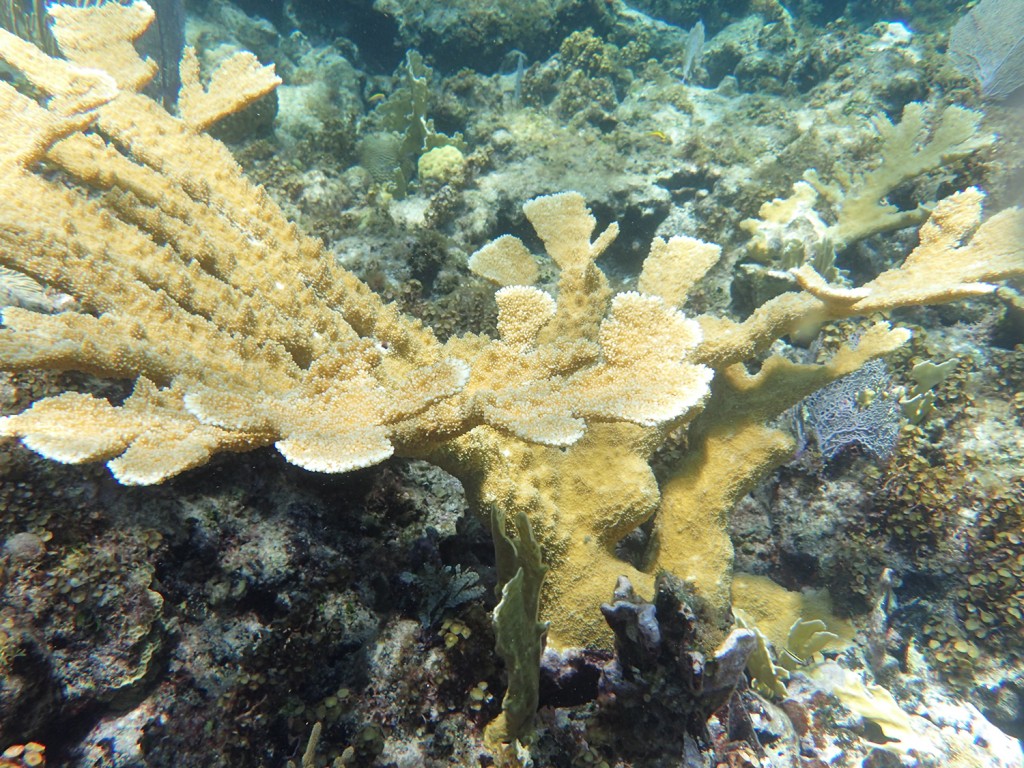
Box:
[1,532,45,564]
[977,678,1024,740]
[0,535,165,747]
[599,575,757,739]
[623,0,750,34]
[371,0,594,72]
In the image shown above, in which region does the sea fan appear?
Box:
[948,0,1024,100]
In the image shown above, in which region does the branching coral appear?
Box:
[1,3,1022,664]
[742,102,994,274]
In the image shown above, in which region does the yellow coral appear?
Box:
[417,144,466,186]
[469,235,539,287]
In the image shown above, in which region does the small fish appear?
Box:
[368,93,386,106]
[0,266,54,312]
[645,130,671,144]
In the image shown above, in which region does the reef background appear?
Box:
[1,0,1023,766]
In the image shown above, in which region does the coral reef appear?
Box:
[357,51,465,198]
[1,0,1023,765]
[2,1,1023,657]
[372,0,591,72]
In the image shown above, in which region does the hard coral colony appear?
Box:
[0,1,1021,766]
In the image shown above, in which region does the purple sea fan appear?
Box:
[801,358,901,462]
[948,0,1024,100]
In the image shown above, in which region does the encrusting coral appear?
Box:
[1,3,1022,659]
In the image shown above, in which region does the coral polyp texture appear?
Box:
[1,2,1023,651]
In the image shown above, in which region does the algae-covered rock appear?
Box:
[372,0,592,71]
